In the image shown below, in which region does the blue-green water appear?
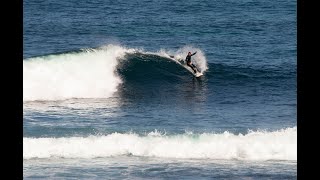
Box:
[23,0,296,179]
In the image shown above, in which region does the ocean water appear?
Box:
[23,0,296,179]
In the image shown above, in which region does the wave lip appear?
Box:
[24,127,296,161]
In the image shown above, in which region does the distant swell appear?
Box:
[24,127,296,161]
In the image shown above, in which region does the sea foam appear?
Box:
[23,45,134,101]
[24,127,296,161]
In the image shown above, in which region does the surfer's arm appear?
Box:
[191,51,197,56]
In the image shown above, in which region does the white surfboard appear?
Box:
[182,64,203,77]
[194,71,203,77]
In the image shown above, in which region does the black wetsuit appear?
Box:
[185,52,197,73]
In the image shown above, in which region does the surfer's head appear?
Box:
[188,52,191,55]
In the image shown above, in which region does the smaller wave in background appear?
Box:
[24,127,296,161]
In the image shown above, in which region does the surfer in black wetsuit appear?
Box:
[185,51,198,73]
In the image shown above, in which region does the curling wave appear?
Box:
[23,44,208,101]
[24,44,294,101]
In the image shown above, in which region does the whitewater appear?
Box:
[24,127,296,161]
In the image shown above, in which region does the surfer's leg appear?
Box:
[187,63,196,73]
[191,66,197,73]
[190,64,198,73]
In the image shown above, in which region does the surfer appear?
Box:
[185,51,198,73]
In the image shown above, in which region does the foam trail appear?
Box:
[23,45,134,101]
[24,127,296,161]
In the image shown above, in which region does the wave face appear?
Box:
[24,127,296,161]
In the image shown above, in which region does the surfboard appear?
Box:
[194,71,203,77]
[171,57,203,77]
[185,65,203,77]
